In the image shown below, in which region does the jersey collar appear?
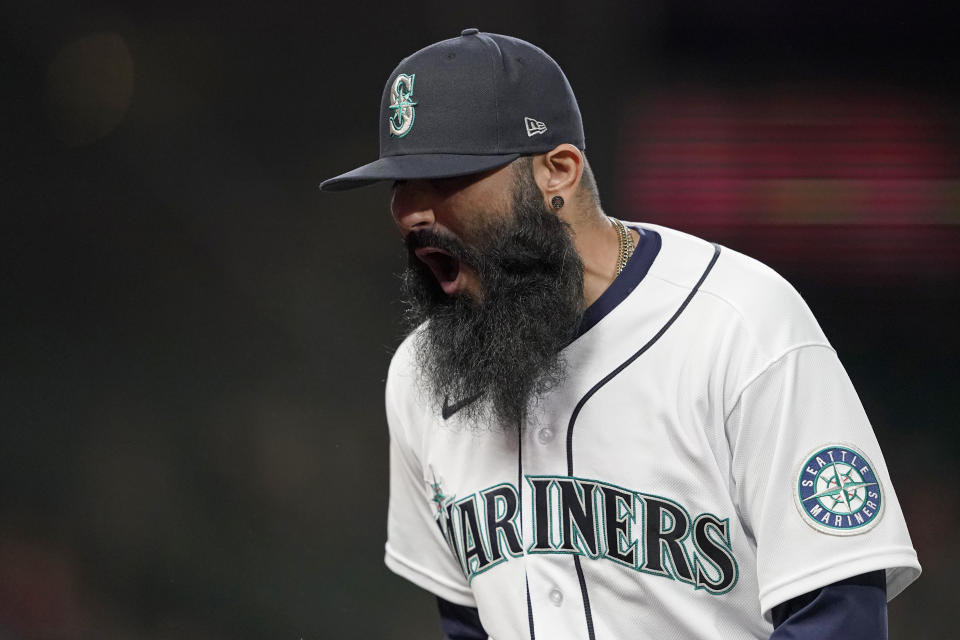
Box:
[575,226,662,340]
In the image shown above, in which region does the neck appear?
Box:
[562,205,638,308]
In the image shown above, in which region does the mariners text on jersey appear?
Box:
[433,475,738,595]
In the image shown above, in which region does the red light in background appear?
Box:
[616,89,960,277]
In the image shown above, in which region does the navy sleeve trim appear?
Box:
[438,596,488,640]
[770,570,887,640]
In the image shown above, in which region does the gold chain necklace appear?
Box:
[611,217,635,276]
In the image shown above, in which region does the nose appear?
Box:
[391,180,436,235]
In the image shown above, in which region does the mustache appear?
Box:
[404,227,481,269]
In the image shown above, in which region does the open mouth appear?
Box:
[415,247,462,295]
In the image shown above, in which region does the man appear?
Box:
[321,29,920,640]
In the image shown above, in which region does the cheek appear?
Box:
[432,205,479,240]
[445,177,514,225]
[438,198,512,242]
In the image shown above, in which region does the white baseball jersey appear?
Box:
[384,223,920,640]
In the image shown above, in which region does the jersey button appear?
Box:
[537,428,554,444]
[549,588,563,606]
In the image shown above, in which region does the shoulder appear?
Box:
[386,325,426,407]
[385,325,433,438]
[387,327,421,385]
[638,223,831,360]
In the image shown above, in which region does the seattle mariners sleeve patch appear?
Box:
[794,444,884,535]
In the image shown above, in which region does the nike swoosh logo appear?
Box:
[442,392,483,420]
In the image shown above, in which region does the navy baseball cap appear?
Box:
[319,28,585,191]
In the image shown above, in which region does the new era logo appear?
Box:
[524,116,547,137]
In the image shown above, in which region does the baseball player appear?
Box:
[320,29,920,640]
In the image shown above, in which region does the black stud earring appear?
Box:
[551,195,564,210]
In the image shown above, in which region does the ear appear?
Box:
[531,144,584,208]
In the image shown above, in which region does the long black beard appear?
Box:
[400,164,585,429]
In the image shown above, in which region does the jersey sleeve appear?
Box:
[725,343,921,618]
[437,597,489,640]
[770,570,888,639]
[383,347,477,607]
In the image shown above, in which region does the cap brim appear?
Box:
[319,152,521,192]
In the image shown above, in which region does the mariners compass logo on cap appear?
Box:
[794,444,884,535]
[388,73,417,138]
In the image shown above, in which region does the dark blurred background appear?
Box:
[1,2,957,638]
